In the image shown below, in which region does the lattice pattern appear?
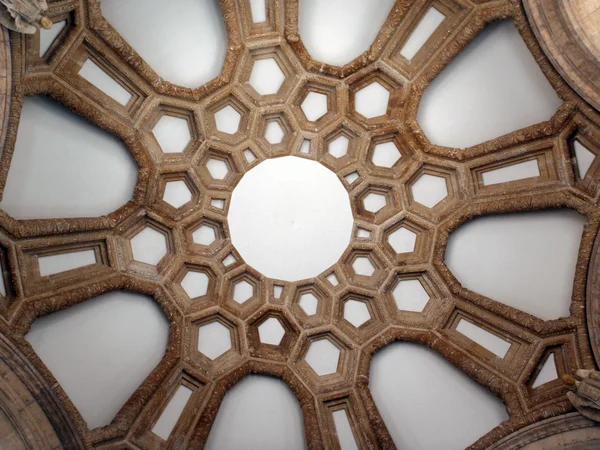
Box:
[0,0,599,448]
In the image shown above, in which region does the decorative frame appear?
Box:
[0,0,599,448]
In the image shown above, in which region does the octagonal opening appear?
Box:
[228,156,353,281]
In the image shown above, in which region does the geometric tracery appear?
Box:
[0,0,599,448]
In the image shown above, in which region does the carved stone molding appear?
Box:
[487,412,600,449]
[0,0,598,448]
[524,0,600,113]
[586,227,600,368]
[0,330,84,449]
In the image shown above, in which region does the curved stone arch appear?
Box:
[0,44,152,220]
[0,330,85,449]
[9,275,183,446]
[86,0,244,101]
[433,193,600,341]
[283,0,412,79]
[0,27,10,166]
[404,7,580,161]
[0,0,598,447]
[188,359,323,449]
[524,0,600,114]
[354,327,530,450]
[487,412,600,449]
[0,26,12,200]
[586,227,600,368]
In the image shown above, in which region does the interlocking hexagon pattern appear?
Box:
[1,1,599,449]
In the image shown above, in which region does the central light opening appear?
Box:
[228,156,353,281]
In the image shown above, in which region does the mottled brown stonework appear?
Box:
[0,0,599,448]
[524,0,600,114]
[0,326,84,449]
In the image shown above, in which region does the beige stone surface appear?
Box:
[0,0,599,449]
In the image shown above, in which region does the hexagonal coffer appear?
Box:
[240,46,298,103]
[305,338,341,376]
[407,165,460,218]
[185,216,227,255]
[122,219,174,274]
[221,269,264,319]
[247,309,300,361]
[293,331,355,391]
[206,93,251,144]
[197,147,240,190]
[291,80,339,130]
[291,284,331,327]
[258,111,295,155]
[258,317,286,345]
[198,320,232,360]
[366,131,414,179]
[382,216,431,263]
[173,263,217,310]
[144,106,199,159]
[322,125,359,168]
[343,248,387,288]
[349,69,402,126]
[157,171,200,216]
[355,185,398,224]
[384,271,441,325]
[335,291,386,342]
[190,313,241,369]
